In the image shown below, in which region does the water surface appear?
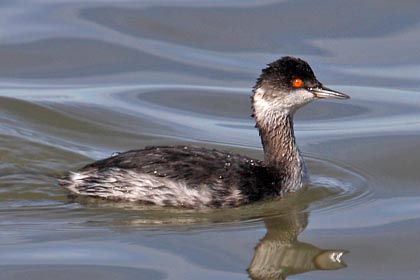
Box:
[1,1,420,279]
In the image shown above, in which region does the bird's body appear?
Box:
[60,57,349,208]
[64,146,283,208]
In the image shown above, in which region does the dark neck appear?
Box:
[256,113,305,191]
[260,115,296,163]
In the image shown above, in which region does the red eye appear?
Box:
[292,78,304,88]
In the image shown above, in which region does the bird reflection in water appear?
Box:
[72,189,348,279]
[248,206,347,279]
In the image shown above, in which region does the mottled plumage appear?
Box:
[60,56,349,208]
[61,146,284,208]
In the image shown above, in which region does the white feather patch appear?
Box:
[62,168,215,208]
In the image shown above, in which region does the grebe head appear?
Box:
[253,56,349,117]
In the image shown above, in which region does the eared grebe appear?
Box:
[60,56,349,208]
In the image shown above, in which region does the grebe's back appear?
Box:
[61,146,281,208]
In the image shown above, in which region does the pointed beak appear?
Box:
[309,86,350,99]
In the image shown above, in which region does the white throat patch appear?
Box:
[253,87,315,118]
